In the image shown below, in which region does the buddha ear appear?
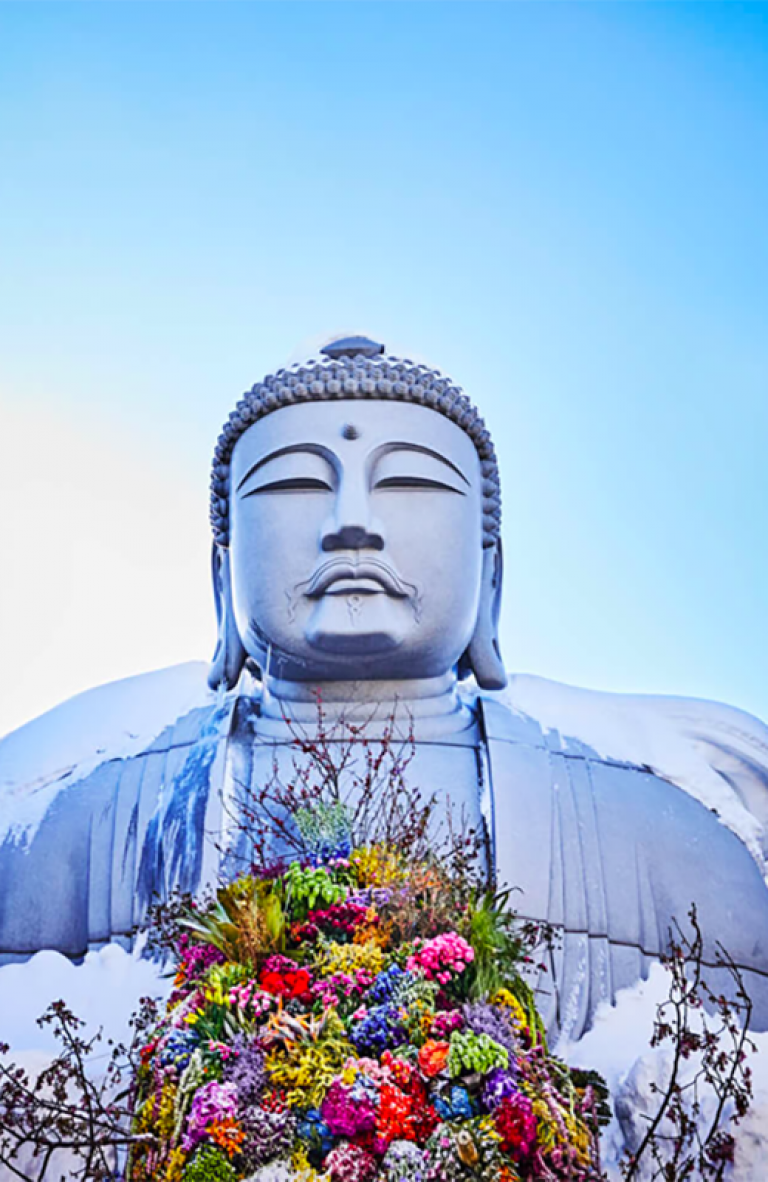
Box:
[461,539,507,691]
[208,544,248,690]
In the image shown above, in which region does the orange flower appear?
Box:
[208,1116,246,1157]
[417,1039,450,1078]
[353,917,392,951]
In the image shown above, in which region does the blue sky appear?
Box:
[0,1,766,734]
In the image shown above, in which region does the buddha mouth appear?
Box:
[300,557,417,600]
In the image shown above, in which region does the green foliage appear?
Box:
[295,800,353,862]
[283,862,346,918]
[506,973,548,1050]
[570,1067,613,1128]
[460,887,525,1000]
[182,1145,238,1181]
[179,876,285,964]
[448,1030,509,1077]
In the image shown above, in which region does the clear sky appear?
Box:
[0,1,766,738]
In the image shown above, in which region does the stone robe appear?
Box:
[1,662,767,1041]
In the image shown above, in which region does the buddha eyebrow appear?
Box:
[375,442,470,486]
[235,444,332,492]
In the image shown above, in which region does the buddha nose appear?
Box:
[321,473,385,552]
[322,523,384,552]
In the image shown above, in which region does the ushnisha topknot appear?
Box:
[209,336,502,548]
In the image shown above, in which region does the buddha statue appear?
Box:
[1,334,768,1042]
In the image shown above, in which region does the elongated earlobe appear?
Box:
[208,544,248,690]
[462,541,507,690]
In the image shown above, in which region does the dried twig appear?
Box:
[621,904,756,1181]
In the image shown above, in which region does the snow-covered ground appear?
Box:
[0,942,172,1055]
[558,964,768,1180]
[0,945,173,1182]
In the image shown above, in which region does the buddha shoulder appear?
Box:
[0,662,216,850]
[482,673,768,863]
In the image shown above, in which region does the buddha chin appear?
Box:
[304,591,408,654]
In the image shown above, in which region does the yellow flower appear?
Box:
[320,939,384,978]
[563,1112,592,1165]
[164,1147,186,1182]
[477,1115,502,1143]
[266,1022,355,1109]
[492,988,528,1031]
[530,1096,558,1152]
[157,1080,177,1140]
[291,1145,324,1180]
[135,1093,157,1132]
[350,844,407,887]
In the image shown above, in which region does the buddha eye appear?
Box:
[243,477,333,496]
[373,476,465,494]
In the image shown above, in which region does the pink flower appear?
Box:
[406,933,475,983]
[325,1143,377,1182]
[208,1039,238,1061]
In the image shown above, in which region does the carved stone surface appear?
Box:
[1,334,767,1040]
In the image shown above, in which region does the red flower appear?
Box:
[260,966,312,999]
[376,1083,416,1145]
[381,1051,413,1089]
[140,1039,158,1066]
[495,1093,538,1158]
[287,967,311,997]
[260,970,286,995]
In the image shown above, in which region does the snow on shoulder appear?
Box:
[502,674,768,870]
[0,661,212,849]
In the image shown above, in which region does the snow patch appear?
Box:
[0,943,172,1055]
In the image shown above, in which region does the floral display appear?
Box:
[128,808,607,1181]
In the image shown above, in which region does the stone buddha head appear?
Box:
[208,336,506,695]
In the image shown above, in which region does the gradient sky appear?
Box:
[0,1,766,738]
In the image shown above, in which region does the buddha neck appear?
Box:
[252,670,476,737]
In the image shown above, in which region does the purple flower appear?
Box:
[325,1143,377,1182]
[482,1066,519,1110]
[431,1009,464,1039]
[222,1034,267,1107]
[178,934,225,980]
[350,1003,405,1054]
[240,1101,294,1170]
[462,1001,518,1062]
[182,1080,238,1152]
[321,1080,377,1137]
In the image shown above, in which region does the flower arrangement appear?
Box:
[128,809,607,1182]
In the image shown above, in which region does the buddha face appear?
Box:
[228,399,485,682]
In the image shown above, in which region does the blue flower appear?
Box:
[158,1027,199,1069]
[296,1107,334,1156]
[433,1085,474,1121]
[350,1002,406,1054]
